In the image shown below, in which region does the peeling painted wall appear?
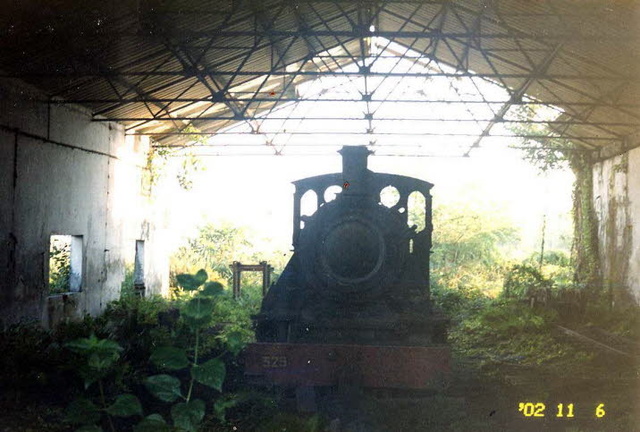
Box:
[593,146,640,303]
[0,79,170,328]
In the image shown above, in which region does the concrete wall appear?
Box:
[0,79,169,328]
[593,146,640,303]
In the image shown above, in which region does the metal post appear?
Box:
[260,261,272,296]
[231,261,241,299]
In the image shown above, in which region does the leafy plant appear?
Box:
[49,239,71,294]
[502,263,551,301]
[61,270,249,432]
[64,334,143,431]
[141,269,236,432]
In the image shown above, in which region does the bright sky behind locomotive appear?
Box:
[161,38,574,261]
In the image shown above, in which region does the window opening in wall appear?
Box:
[49,235,83,294]
[134,240,145,296]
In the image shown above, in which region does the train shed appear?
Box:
[1,0,640,325]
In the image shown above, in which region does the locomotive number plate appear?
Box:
[262,355,288,368]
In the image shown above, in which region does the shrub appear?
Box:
[502,263,551,302]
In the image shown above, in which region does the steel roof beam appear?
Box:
[10,71,636,81]
[463,43,565,156]
[90,116,635,127]
[380,4,635,117]
[102,29,640,42]
[133,131,616,141]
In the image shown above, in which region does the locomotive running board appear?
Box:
[243,342,451,390]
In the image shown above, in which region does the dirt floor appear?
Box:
[312,355,639,432]
[0,348,637,432]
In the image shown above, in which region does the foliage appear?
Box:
[0,321,76,404]
[570,152,601,290]
[176,152,204,191]
[432,202,518,269]
[507,104,576,173]
[435,246,600,378]
[49,238,71,294]
[508,103,602,291]
[213,284,262,347]
[56,269,255,432]
[97,292,173,381]
[145,125,207,193]
[175,125,208,191]
[139,270,236,431]
[64,333,142,431]
[120,264,135,297]
[428,200,519,296]
[523,250,574,289]
[430,281,489,320]
[449,299,592,371]
[170,222,288,298]
[502,263,551,300]
[171,223,255,283]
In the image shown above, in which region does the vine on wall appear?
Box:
[509,105,601,292]
[144,125,208,194]
[567,152,601,292]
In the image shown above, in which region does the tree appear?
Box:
[427,201,519,295]
[171,223,254,281]
[170,222,289,289]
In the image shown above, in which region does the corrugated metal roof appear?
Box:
[0,0,638,154]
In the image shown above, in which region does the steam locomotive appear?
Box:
[244,146,450,395]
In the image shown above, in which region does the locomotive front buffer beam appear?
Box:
[243,342,451,393]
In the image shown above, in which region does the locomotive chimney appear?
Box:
[339,146,372,193]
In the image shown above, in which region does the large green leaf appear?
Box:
[67,334,122,373]
[213,394,241,424]
[133,414,172,432]
[65,337,94,354]
[223,331,246,356]
[86,351,119,372]
[176,274,198,291]
[182,298,214,329]
[201,281,224,297]
[150,347,189,370]
[170,399,205,432]
[182,298,215,319]
[176,270,208,291]
[144,374,183,402]
[78,368,101,390]
[193,269,208,286]
[191,358,226,391]
[65,397,101,425]
[106,394,143,418]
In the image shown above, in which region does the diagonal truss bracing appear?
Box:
[6,0,637,157]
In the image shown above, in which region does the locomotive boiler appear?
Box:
[245,146,450,393]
